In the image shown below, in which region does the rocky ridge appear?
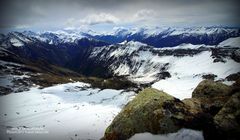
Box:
[102,80,240,140]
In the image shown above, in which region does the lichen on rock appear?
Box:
[102,80,240,140]
[102,88,195,140]
[191,80,232,115]
[213,92,240,139]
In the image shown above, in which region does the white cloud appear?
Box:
[64,13,119,29]
[65,18,76,27]
[133,9,156,21]
[80,13,119,25]
[14,24,31,29]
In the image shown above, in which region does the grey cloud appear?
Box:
[0,0,239,31]
[64,12,119,30]
[79,13,119,25]
[133,9,156,21]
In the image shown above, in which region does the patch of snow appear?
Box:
[130,128,204,140]
[126,41,147,47]
[218,37,240,48]
[49,40,53,44]
[111,27,130,36]
[10,38,24,47]
[92,41,148,59]
[13,32,32,43]
[112,49,164,84]
[152,51,240,100]
[0,60,23,67]
[0,82,135,140]
[168,27,236,36]
[222,80,235,86]
[119,40,128,45]
[114,63,130,75]
[158,43,214,50]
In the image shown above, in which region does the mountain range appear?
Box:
[0,26,240,140]
[1,26,240,93]
[1,26,240,47]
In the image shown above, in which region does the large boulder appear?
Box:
[192,80,231,98]
[184,80,240,140]
[102,80,240,140]
[191,80,232,115]
[102,88,195,140]
[213,92,240,139]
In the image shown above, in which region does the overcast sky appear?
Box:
[0,0,239,32]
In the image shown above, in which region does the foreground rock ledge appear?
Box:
[101,80,240,140]
[102,88,196,140]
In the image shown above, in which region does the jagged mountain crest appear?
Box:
[1,26,240,48]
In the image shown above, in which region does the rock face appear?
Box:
[192,80,231,98]
[103,88,196,140]
[183,80,236,139]
[214,92,240,139]
[102,80,240,140]
[191,80,232,115]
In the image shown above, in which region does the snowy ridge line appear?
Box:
[1,26,240,47]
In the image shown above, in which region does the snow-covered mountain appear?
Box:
[91,26,240,47]
[0,30,108,48]
[1,27,240,84]
[1,26,239,48]
[76,39,240,99]
[0,28,240,98]
[1,27,240,140]
[109,26,239,37]
[0,31,109,67]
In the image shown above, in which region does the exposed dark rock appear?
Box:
[226,72,240,82]
[156,71,171,80]
[232,49,240,62]
[202,74,217,80]
[0,86,13,95]
[213,92,240,140]
[213,58,226,63]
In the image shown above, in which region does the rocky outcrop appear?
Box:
[192,80,231,98]
[190,80,232,115]
[214,92,240,139]
[183,80,237,139]
[102,80,240,140]
[102,88,197,140]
